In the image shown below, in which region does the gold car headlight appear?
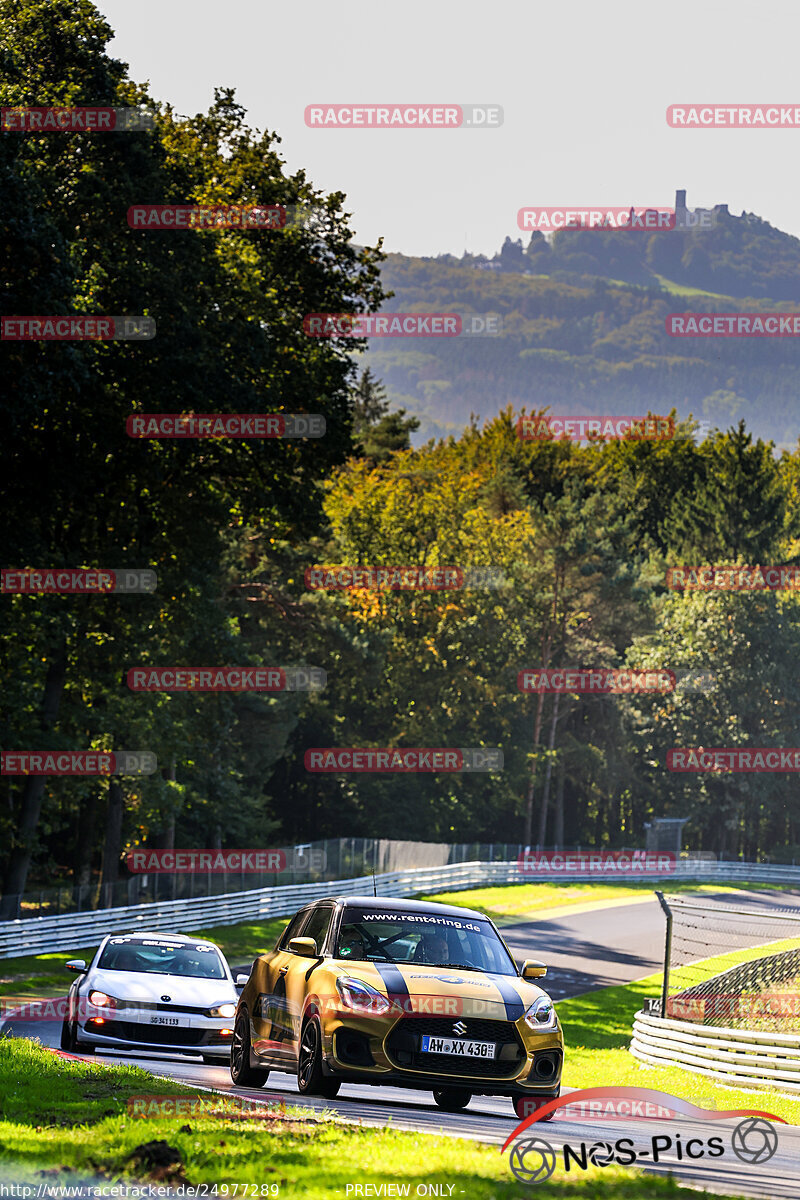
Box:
[209,1003,237,1018]
[336,977,391,1015]
[524,996,557,1030]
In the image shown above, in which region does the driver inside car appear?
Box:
[413,931,450,964]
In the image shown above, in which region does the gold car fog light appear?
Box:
[529,1050,561,1081]
[220,1028,233,1037]
[333,1027,375,1067]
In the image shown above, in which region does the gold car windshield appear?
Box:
[336,908,517,976]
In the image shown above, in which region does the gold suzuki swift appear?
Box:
[231,895,563,1117]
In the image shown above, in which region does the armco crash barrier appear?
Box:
[2,858,800,959]
[631,1008,800,1093]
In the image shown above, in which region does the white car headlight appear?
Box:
[336,977,391,1015]
[524,995,557,1030]
[209,1003,237,1018]
[88,990,118,1010]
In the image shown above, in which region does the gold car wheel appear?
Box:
[297,1021,318,1090]
[231,1011,270,1088]
[297,1017,341,1099]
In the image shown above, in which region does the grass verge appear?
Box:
[0,1039,749,1198]
[556,948,800,1124]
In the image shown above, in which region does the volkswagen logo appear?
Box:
[160,994,171,1002]
[452,1020,467,1036]
[508,1136,556,1184]
[730,1117,778,1164]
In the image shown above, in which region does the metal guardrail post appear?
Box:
[655,890,673,1019]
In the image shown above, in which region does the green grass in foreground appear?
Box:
[0,1039,747,1198]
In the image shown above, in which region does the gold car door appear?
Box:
[251,947,297,1067]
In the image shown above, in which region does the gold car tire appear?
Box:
[432,1088,471,1112]
[297,1016,341,1099]
[513,1093,558,1122]
[230,1011,270,1087]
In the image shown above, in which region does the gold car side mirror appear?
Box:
[288,936,318,957]
[521,959,547,980]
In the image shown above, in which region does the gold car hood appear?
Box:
[334,961,548,1021]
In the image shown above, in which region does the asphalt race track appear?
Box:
[3,889,800,1197]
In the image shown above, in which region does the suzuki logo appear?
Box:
[453,1021,467,1036]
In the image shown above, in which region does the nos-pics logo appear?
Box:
[502,1089,783,1185]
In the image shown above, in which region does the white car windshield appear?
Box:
[337,907,517,975]
[97,937,226,979]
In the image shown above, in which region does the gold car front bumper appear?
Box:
[318,1008,563,1096]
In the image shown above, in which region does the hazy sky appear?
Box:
[98,0,799,257]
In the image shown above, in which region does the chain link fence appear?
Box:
[5,838,548,920]
[646,893,800,1032]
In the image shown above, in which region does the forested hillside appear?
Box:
[366,209,800,445]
